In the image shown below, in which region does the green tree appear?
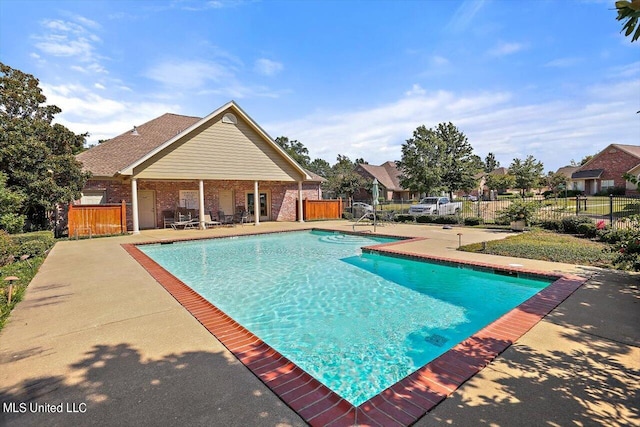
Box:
[485,173,515,194]
[307,158,331,178]
[484,152,500,173]
[398,122,479,198]
[546,171,569,200]
[397,125,443,196]
[0,172,25,233]
[509,155,544,198]
[616,0,640,42]
[326,155,365,199]
[274,136,311,167]
[623,172,640,191]
[0,62,89,231]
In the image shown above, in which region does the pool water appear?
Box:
[139,230,551,406]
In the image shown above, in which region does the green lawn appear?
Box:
[459,230,615,266]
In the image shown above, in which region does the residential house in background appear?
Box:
[353,161,417,201]
[570,144,640,195]
[478,167,512,199]
[76,101,323,233]
[555,165,579,190]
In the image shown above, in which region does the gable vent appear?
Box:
[222,113,238,124]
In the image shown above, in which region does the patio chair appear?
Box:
[202,214,221,229]
[217,210,235,226]
[162,210,176,228]
[171,216,199,230]
[234,209,249,225]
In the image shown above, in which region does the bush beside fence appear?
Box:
[351,194,639,230]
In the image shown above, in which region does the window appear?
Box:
[222,113,237,124]
[80,191,105,205]
[179,190,199,209]
[601,180,615,190]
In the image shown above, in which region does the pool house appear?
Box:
[76,101,323,233]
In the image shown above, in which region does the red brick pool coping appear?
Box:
[122,231,586,426]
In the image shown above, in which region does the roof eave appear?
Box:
[118,101,311,181]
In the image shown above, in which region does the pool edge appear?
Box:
[121,233,586,427]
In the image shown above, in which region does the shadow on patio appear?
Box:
[0,343,306,427]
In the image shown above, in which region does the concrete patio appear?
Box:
[0,221,638,426]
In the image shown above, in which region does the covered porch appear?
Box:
[129,178,311,232]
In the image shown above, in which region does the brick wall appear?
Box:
[583,147,640,191]
[81,178,322,229]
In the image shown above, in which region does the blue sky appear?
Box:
[1,0,638,172]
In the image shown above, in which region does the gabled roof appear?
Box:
[556,166,579,178]
[77,101,311,181]
[613,144,640,159]
[77,113,200,177]
[489,167,509,176]
[572,169,604,179]
[303,169,326,183]
[357,161,405,191]
[577,143,640,172]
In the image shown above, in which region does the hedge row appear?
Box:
[0,231,55,266]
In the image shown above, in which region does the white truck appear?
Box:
[408,197,462,216]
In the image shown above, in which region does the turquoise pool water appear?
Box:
[139,230,551,406]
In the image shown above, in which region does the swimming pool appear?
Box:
[137,230,552,407]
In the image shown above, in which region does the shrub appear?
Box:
[0,231,16,266]
[433,216,459,224]
[494,217,511,226]
[395,214,415,223]
[463,217,482,226]
[415,215,435,223]
[5,231,55,260]
[577,222,597,238]
[497,200,541,225]
[342,211,353,220]
[598,228,634,244]
[594,187,626,196]
[0,213,25,234]
[613,230,640,271]
[11,231,55,248]
[17,240,49,257]
[561,216,594,234]
[538,219,564,232]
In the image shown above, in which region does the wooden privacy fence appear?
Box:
[68,201,127,238]
[299,199,343,221]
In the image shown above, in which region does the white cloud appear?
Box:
[41,83,180,144]
[405,84,426,96]
[145,60,233,89]
[488,42,526,57]
[254,58,284,76]
[146,59,283,99]
[264,80,639,172]
[34,34,94,58]
[94,83,106,90]
[32,15,106,76]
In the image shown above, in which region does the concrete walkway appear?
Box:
[0,221,638,426]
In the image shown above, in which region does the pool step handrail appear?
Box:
[352,212,373,232]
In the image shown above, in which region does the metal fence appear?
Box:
[352,195,640,230]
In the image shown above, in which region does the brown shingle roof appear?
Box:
[77,113,201,177]
[556,166,579,178]
[357,161,404,191]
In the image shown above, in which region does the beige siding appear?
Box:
[134,110,303,181]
